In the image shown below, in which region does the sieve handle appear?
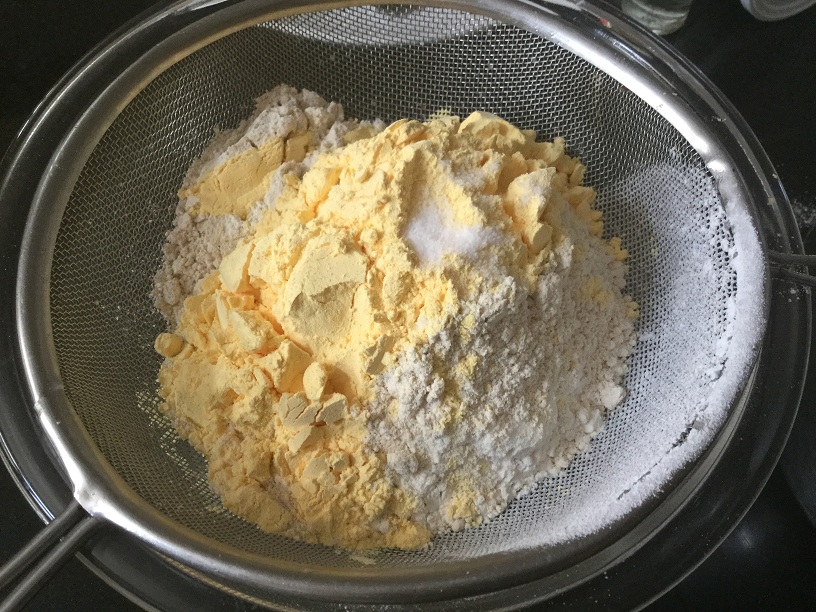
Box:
[0,500,102,612]
[768,250,816,287]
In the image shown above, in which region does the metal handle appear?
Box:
[769,249,816,287]
[0,500,102,612]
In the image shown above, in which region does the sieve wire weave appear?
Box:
[48,5,736,568]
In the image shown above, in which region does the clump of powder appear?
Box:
[152,85,383,326]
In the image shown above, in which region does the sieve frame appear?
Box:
[3,0,804,607]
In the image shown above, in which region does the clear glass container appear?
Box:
[621,0,694,35]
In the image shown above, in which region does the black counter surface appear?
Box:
[2,0,816,609]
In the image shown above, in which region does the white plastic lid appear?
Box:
[741,0,816,20]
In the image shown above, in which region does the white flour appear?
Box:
[152,197,246,324]
[368,209,636,533]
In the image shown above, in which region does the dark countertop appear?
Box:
[1,0,816,610]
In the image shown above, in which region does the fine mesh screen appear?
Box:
[49,5,751,568]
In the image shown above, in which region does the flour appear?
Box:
[152,197,246,323]
[368,192,636,533]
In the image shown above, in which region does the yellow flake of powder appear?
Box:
[456,354,479,380]
[181,137,285,219]
[444,475,480,528]
[154,332,185,358]
[180,127,324,219]
[302,362,328,401]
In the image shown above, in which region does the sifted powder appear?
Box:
[153,91,637,549]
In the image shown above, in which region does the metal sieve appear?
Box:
[0,0,811,609]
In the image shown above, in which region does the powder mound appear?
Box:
[368,209,635,532]
[153,90,637,550]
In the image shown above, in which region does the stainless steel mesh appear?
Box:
[49,4,747,569]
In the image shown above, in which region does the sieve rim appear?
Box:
[6,0,792,606]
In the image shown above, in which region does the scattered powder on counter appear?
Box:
[152,89,637,550]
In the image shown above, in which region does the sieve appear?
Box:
[0,0,811,609]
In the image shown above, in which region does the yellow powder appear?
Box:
[157,109,618,550]
[180,131,314,219]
